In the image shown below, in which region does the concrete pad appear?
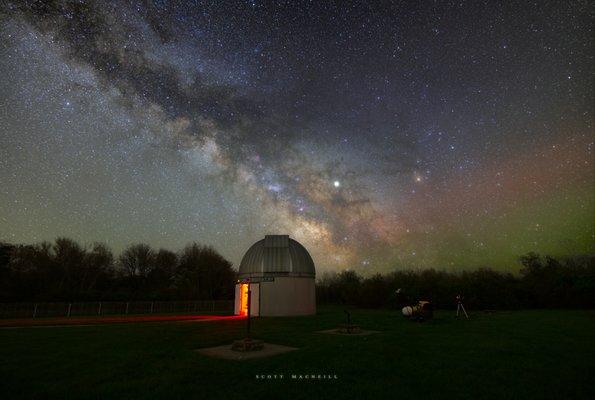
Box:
[196,342,298,360]
[318,328,380,336]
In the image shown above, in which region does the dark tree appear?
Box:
[53,238,89,299]
[83,243,115,299]
[147,249,178,298]
[118,243,155,298]
[0,242,15,300]
[175,243,235,300]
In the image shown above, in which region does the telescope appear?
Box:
[402,300,433,321]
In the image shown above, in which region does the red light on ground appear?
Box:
[0,314,245,328]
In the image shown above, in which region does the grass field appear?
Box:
[1,307,594,400]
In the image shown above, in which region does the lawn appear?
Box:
[1,307,594,400]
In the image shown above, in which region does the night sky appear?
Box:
[1,1,593,274]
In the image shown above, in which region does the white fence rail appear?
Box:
[0,300,234,319]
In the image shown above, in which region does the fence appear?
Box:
[0,300,234,319]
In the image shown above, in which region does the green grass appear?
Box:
[1,307,594,400]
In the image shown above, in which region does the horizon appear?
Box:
[1,235,591,277]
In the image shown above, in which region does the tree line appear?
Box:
[0,238,236,302]
[1,238,593,309]
[317,253,595,309]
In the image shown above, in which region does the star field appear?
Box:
[0,1,593,273]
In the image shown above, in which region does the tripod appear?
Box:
[456,296,469,319]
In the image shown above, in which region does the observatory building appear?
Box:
[234,235,316,317]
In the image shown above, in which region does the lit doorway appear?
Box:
[239,283,249,316]
[235,283,260,316]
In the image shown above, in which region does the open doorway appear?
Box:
[235,283,260,316]
[239,283,249,316]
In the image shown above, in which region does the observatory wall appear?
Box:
[259,276,315,316]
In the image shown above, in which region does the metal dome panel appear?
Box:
[238,235,315,277]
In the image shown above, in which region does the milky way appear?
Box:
[0,1,593,273]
